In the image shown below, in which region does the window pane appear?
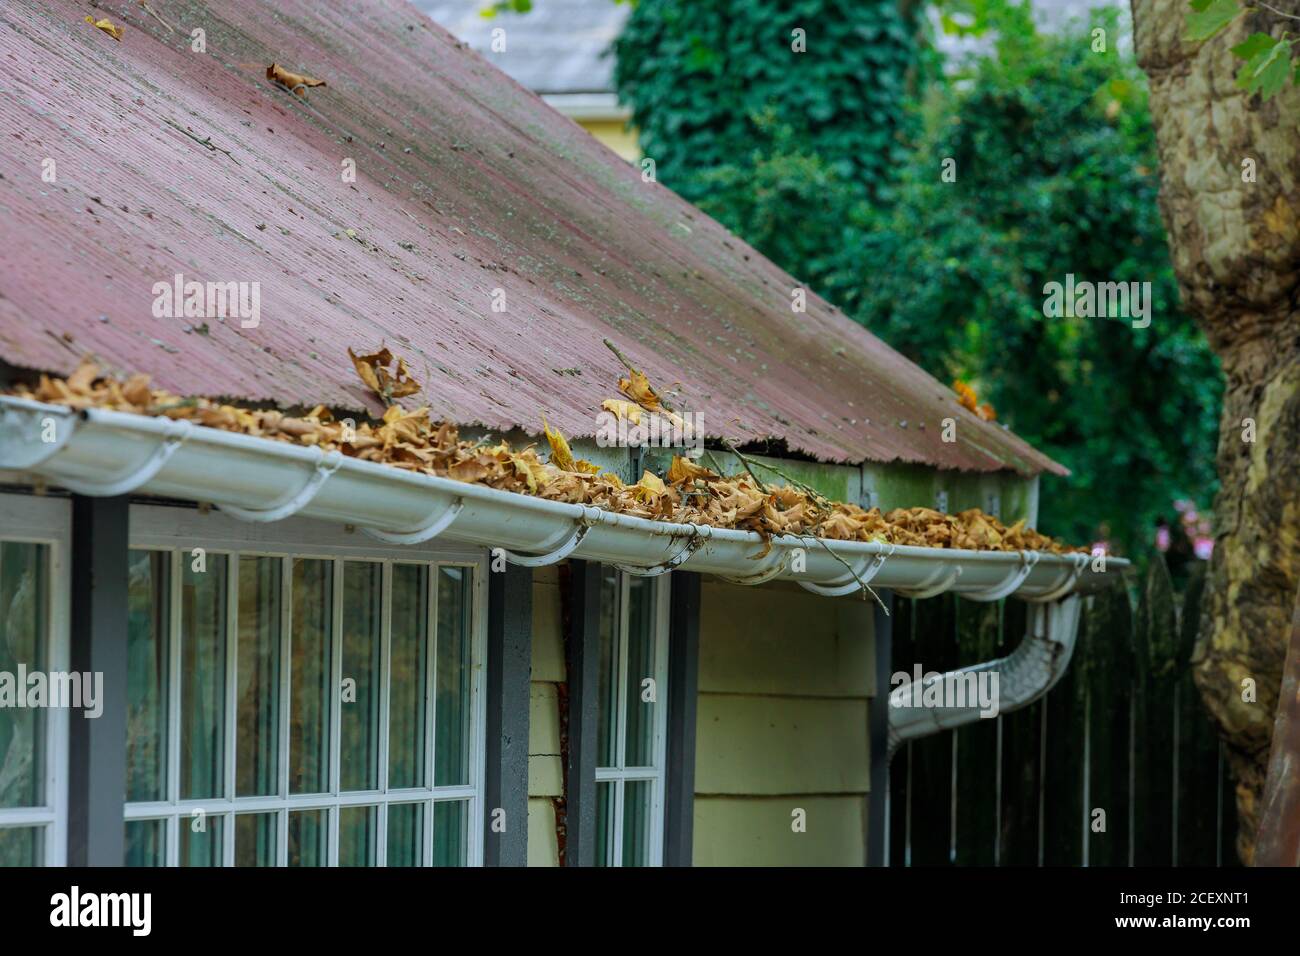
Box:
[126,550,168,802]
[621,780,653,867]
[624,577,657,768]
[434,567,472,787]
[180,814,223,867]
[0,541,47,809]
[181,553,227,800]
[234,812,277,867]
[288,809,328,867]
[387,802,424,867]
[0,826,42,866]
[389,565,428,790]
[236,557,281,797]
[594,781,614,867]
[596,570,618,768]
[290,559,331,795]
[125,819,166,866]
[341,562,382,792]
[339,805,377,866]
[432,799,468,867]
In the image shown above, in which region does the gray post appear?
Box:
[868,589,894,866]
[664,571,701,866]
[484,561,532,866]
[67,495,129,866]
[562,561,601,865]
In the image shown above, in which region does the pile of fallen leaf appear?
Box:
[954,380,996,422]
[5,351,1083,555]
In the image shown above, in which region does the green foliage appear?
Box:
[843,9,1222,554]
[615,2,1222,555]
[1184,0,1300,100]
[614,0,921,277]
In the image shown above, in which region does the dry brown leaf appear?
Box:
[66,360,100,395]
[601,398,642,424]
[267,63,326,96]
[4,349,1084,556]
[348,346,421,403]
[667,455,716,484]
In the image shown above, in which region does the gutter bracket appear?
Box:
[220,449,342,522]
[615,527,709,578]
[500,521,592,567]
[58,419,192,496]
[362,498,465,545]
[718,552,789,586]
[798,542,895,597]
[962,550,1040,602]
[895,562,963,599]
[1025,552,1089,603]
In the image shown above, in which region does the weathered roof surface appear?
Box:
[0,0,1065,476]
[418,0,627,96]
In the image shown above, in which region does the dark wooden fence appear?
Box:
[886,554,1238,866]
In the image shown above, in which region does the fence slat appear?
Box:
[954,598,1000,865]
[903,594,959,865]
[1041,597,1087,865]
[884,553,1236,868]
[996,599,1046,865]
[1082,584,1134,865]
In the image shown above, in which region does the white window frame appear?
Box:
[0,492,70,866]
[122,504,488,867]
[595,571,670,866]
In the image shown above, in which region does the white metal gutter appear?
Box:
[0,397,1122,600]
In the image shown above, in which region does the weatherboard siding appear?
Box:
[527,565,565,867]
[693,580,876,866]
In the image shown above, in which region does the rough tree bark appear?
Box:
[1133,1,1300,864]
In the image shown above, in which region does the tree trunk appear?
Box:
[1255,587,1300,866]
[1132,0,1300,864]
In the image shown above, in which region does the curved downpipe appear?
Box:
[887,596,1083,759]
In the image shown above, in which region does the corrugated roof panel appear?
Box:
[0,0,1065,477]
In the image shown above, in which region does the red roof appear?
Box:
[0,0,1064,476]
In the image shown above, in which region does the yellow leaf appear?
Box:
[631,470,667,502]
[85,16,124,41]
[953,379,978,414]
[542,416,576,471]
[349,347,385,398]
[619,369,663,412]
[601,398,642,424]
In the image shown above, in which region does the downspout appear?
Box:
[886,596,1083,758]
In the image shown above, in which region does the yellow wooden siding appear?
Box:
[527,797,559,868]
[699,581,873,697]
[693,796,866,867]
[694,695,869,795]
[693,579,875,866]
[528,564,564,866]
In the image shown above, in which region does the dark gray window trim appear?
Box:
[664,570,701,867]
[561,560,601,866]
[484,561,532,866]
[67,494,129,866]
